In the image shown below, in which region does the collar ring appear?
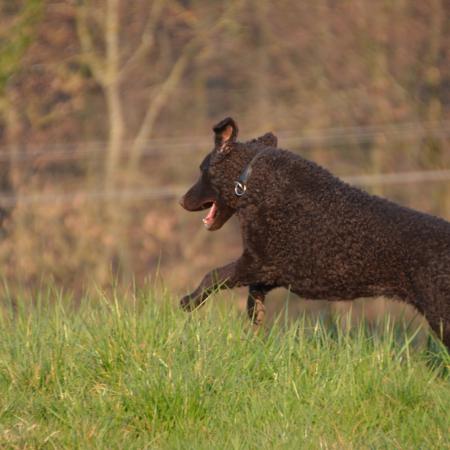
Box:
[234,181,247,196]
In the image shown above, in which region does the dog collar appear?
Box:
[234,149,269,197]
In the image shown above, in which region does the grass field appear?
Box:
[0,288,449,449]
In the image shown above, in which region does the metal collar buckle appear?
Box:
[234,181,247,196]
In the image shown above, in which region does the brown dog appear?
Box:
[180,117,450,347]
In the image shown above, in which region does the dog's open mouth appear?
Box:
[179,194,234,231]
[202,202,218,229]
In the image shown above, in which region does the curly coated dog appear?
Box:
[179,117,450,347]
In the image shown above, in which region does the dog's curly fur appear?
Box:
[180,117,450,347]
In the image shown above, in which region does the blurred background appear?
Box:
[0,1,449,329]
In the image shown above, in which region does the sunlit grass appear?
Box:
[0,288,448,449]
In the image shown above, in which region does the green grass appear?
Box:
[0,289,449,449]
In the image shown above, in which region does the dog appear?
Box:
[179,117,450,348]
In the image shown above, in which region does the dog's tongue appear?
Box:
[203,202,217,227]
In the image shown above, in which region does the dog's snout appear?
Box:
[179,195,186,209]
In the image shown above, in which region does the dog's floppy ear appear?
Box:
[213,117,238,151]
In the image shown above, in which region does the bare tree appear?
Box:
[75,0,239,281]
[76,0,238,188]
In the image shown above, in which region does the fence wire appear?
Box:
[0,121,448,207]
[0,169,449,207]
[0,120,449,162]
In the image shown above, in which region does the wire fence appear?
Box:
[0,120,449,162]
[0,169,449,207]
[0,121,448,207]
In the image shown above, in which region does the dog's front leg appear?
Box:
[180,261,238,311]
[247,284,275,326]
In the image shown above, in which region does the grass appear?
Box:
[0,288,449,449]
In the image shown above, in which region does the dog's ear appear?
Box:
[256,132,277,148]
[213,117,238,151]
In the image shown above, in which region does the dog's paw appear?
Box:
[180,295,195,311]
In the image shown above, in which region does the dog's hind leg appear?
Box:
[427,315,450,350]
[418,273,450,350]
[247,284,275,326]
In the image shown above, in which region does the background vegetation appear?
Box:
[0,4,449,448]
[0,0,449,323]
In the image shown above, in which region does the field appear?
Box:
[0,288,449,449]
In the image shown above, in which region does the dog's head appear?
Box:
[179,117,277,231]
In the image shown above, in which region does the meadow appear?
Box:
[0,288,449,449]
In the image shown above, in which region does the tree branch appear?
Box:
[118,0,167,82]
[126,0,240,172]
[126,42,196,171]
[75,2,105,84]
